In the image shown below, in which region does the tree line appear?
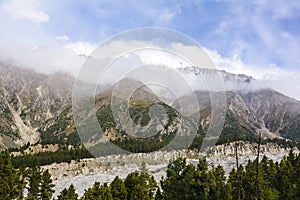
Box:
[11,147,93,168]
[0,151,54,199]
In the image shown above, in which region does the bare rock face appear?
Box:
[0,63,73,147]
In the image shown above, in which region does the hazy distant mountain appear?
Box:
[178,66,253,83]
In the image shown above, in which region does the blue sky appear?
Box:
[0,0,300,81]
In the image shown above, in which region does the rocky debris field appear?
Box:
[42,142,299,198]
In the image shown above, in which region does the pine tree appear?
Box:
[228,168,241,200]
[160,157,187,199]
[259,156,280,200]
[26,160,54,199]
[208,165,227,200]
[125,171,158,200]
[81,181,113,200]
[197,157,212,199]
[27,160,42,198]
[57,184,78,200]
[161,157,222,200]
[243,159,260,200]
[277,156,295,199]
[81,181,102,199]
[40,169,55,199]
[110,176,127,200]
[0,151,26,199]
[99,183,112,200]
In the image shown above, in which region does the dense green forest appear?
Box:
[11,147,93,168]
[1,150,300,199]
[0,151,54,200]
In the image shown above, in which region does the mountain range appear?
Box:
[0,62,299,151]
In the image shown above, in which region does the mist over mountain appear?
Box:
[0,62,300,150]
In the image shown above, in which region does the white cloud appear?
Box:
[264,73,300,100]
[64,42,97,56]
[202,47,292,80]
[0,40,97,76]
[134,49,188,68]
[200,46,300,100]
[126,42,300,100]
[1,0,49,24]
[0,42,85,75]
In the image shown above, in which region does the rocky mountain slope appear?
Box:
[0,63,73,148]
[239,90,300,142]
[73,78,198,156]
[176,89,300,145]
[1,63,300,150]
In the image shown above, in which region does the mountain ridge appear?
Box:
[1,63,300,150]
